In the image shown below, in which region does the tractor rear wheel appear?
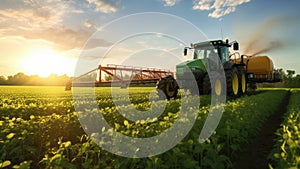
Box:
[156,75,178,100]
[226,67,239,97]
[238,69,247,95]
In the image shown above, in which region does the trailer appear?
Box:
[233,55,281,83]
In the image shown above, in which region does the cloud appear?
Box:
[0,8,57,30]
[84,19,99,30]
[84,38,113,49]
[0,0,75,30]
[162,0,181,6]
[87,0,119,13]
[193,0,251,18]
[21,27,112,51]
[0,0,111,51]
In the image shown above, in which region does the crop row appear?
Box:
[0,86,287,168]
[269,89,300,169]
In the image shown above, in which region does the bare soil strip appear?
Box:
[233,90,291,169]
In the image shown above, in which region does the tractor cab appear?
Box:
[185,40,238,63]
[177,40,239,77]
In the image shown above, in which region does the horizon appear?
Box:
[0,72,71,79]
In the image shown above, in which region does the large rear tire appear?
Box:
[226,67,239,97]
[238,69,247,95]
[156,75,178,100]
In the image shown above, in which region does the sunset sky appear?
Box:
[0,0,299,77]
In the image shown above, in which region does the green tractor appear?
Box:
[156,39,247,99]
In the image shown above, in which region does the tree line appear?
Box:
[0,72,71,86]
[0,69,299,87]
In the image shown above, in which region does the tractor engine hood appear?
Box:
[176,59,207,76]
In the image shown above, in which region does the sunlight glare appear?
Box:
[22,47,74,77]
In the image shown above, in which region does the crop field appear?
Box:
[0,86,298,169]
[269,89,300,169]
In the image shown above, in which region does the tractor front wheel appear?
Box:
[156,75,179,100]
[203,72,225,96]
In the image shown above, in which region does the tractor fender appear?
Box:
[223,62,236,70]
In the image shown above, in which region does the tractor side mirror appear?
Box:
[184,48,188,56]
[233,42,239,51]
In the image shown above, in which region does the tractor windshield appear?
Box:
[193,45,230,64]
[220,46,230,63]
[193,47,218,60]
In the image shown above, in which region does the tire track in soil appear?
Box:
[233,90,291,169]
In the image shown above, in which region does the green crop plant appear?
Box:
[269,89,300,169]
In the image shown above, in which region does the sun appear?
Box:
[22,47,74,77]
